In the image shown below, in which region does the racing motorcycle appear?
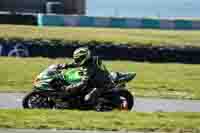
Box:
[22,66,135,111]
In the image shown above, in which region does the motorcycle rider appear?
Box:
[34,47,114,107]
[58,47,115,106]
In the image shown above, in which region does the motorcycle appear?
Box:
[22,66,136,111]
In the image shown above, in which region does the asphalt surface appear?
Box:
[1,93,200,112]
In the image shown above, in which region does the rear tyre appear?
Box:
[22,91,54,109]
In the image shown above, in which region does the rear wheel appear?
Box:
[95,89,134,112]
[22,91,54,109]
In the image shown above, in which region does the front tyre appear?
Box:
[118,89,134,111]
[22,91,54,109]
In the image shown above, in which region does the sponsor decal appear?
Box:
[0,43,29,57]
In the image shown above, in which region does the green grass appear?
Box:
[1,57,200,99]
[0,109,199,132]
[1,24,200,47]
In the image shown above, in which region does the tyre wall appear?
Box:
[0,14,37,25]
[0,38,200,64]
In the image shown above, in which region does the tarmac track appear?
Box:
[1,93,200,112]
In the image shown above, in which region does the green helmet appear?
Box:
[73,47,91,65]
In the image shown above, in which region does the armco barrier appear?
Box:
[1,38,200,64]
[37,14,200,29]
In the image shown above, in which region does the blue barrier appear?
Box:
[37,14,200,29]
[79,16,95,27]
[110,18,127,28]
[38,14,65,26]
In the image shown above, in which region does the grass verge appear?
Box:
[0,109,199,132]
[1,24,200,47]
[1,57,200,99]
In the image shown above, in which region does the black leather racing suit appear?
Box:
[61,56,115,104]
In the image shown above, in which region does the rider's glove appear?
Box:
[57,64,67,69]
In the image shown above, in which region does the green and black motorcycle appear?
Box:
[22,65,135,111]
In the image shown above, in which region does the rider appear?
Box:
[57,47,115,105]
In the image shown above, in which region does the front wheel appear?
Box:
[118,89,134,111]
[22,91,54,109]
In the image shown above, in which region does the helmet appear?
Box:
[73,47,91,65]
